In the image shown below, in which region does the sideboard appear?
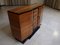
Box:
[8,3,44,43]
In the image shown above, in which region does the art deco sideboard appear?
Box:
[8,3,44,43]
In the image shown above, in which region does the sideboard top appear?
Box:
[8,3,43,14]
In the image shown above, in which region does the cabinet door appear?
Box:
[19,11,33,41]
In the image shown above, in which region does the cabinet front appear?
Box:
[19,11,33,41]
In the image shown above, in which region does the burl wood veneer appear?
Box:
[8,3,44,43]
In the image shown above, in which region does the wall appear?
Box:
[1,0,29,6]
[30,0,44,4]
[0,0,4,5]
[39,0,44,4]
[0,0,44,5]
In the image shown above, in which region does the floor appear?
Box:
[0,6,60,45]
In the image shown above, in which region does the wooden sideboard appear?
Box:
[8,3,44,43]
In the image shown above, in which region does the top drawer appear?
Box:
[33,8,39,17]
[33,8,38,13]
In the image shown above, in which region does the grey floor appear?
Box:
[0,6,60,45]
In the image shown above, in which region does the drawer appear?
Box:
[37,20,40,26]
[37,16,40,20]
[33,15,37,20]
[33,20,37,25]
[33,16,37,22]
[33,12,38,16]
[21,26,33,41]
[33,8,38,13]
[37,16,40,26]
[37,16,40,21]
[33,21,37,29]
[33,9,38,17]
[33,18,37,23]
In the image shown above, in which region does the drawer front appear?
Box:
[37,16,40,26]
[33,18,37,23]
[33,15,37,21]
[33,9,38,17]
[21,26,33,41]
[33,11,38,16]
[33,21,37,29]
[33,8,38,13]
